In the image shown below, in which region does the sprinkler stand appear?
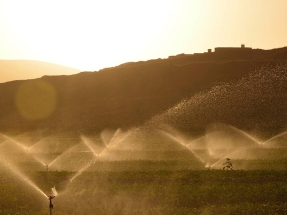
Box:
[48,195,55,215]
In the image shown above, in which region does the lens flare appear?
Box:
[15,79,57,120]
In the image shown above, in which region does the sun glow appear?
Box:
[0,1,176,70]
[0,0,286,73]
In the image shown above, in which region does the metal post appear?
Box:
[48,196,55,215]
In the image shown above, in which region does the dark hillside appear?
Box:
[0,47,286,137]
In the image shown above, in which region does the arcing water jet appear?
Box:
[159,129,206,164]
[0,133,28,152]
[0,156,47,199]
[261,131,287,147]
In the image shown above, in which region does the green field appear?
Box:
[1,160,287,215]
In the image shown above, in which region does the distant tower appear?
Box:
[241,44,245,48]
[208,49,212,53]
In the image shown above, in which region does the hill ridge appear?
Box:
[0,47,287,138]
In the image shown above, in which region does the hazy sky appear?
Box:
[0,0,286,72]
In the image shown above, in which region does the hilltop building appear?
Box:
[168,44,253,60]
[205,44,253,59]
[214,44,252,54]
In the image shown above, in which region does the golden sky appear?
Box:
[0,0,286,72]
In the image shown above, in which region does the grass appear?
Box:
[1,160,287,214]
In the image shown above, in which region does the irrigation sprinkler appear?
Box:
[205,165,211,170]
[222,158,233,170]
[48,195,55,215]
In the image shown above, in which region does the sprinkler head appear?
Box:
[48,195,55,200]
[205,164,211,170]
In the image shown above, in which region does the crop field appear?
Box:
[1,160,287,215]
[1,126,287,214]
